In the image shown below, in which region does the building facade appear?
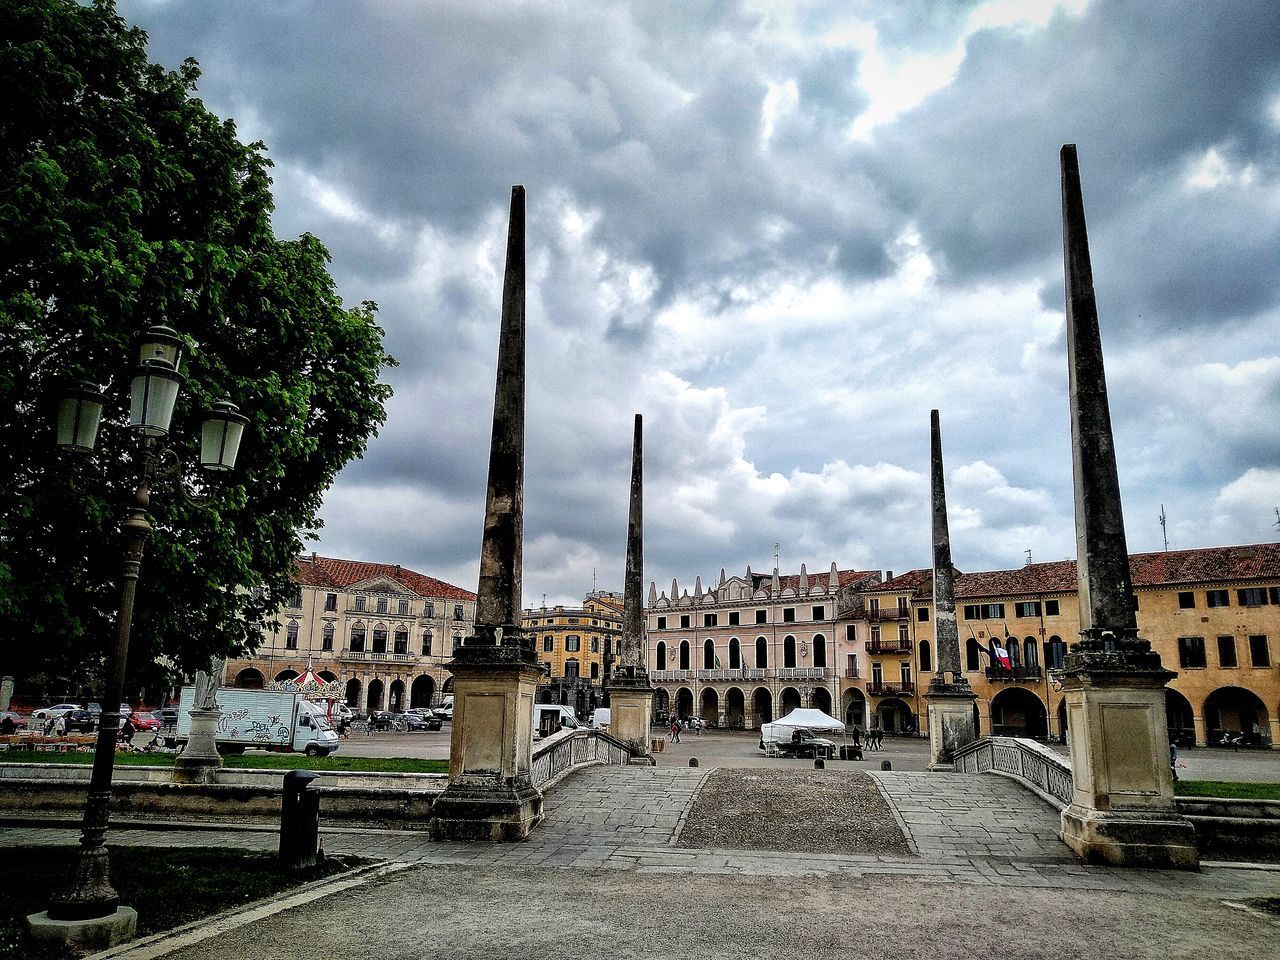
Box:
[222,555,476,714]
[867,542,1280,748]
[521,592,623,717]
[644,564,883,728]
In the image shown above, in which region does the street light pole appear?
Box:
[48,446,154,920]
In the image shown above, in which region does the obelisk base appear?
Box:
[925,681,977,771]
[606,675,654,762]
[429,645,543,841]
[1059,665,1198,869]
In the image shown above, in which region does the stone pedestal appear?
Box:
[173,707,222,784]
[429,647,543,841]
[0,675,13,712]
[26,906,137,951]
[1060,668,1198,869]
[925,681,977,771]
[607,679,653,762]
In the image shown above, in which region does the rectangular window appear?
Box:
[963,603,1005,620]
[376,597,388,614]
[398,599,409,615]
[543,636,553,653]
[1270,587,1280,606]
[568,617,579,624]
[321,625,334,651]
[324,593,338,612]
[846,624,856,643]
[1177,636,1206,669]
[1217,636,1237,668]
[811,605,825,621]
[455,605,465,621]
[869,598,880,615]
[1238,588,1269,607]
[917,607,929,622]
[657,616,667,629]
[900,664,912,686]
[421,631,433,656]
[1250,635,1271,668]
[1015,601,1041,618]
[355,596,366,612]
[288,587,302,608]
[285,622,299,650]
[898,623,909,642]
[393,629,408,655]
[1178,592,1195,609]
[870,625,881,643]
[783,608,796,623]
[680,615,690,629]
[703,613,718,628]
[565,635,581,652]
[897,597,909,616]
[425,602,435,618]
[728,611,740,626]
[1043,599,1058,616]
[1206,590,1229,608]
[755,610,767,624]
[452,634,462,652]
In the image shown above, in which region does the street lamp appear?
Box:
[41,324,248,928]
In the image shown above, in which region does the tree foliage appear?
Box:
[0,0,395,698]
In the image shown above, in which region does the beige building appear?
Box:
[644,564,883,727]
[222,554,476,714]
[521,592,623,716]
[867,542,1280,748]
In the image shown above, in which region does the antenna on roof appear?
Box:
[1159,504,1169,552]
[1024,549,1032,566]
[1273,507,1280,535]
[592,567,597,593]
[774,542,781,570]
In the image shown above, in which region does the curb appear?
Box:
[83,859,413,960]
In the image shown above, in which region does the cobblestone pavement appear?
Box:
[677,768,910,856]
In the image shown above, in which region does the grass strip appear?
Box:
[1175,780,1280,801]
[0,750,447,774]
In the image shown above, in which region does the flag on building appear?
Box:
[714,655,722,669]
[988,639,1012,670]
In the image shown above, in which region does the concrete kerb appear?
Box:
[669,766,712,845]
[866,771,920,856]
[82,860,413,960]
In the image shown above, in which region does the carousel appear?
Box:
[267,660,345,722]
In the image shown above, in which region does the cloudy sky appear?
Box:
[120,0,1280,605]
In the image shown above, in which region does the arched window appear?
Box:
[285,621,299,649]
[394,627,409,654]
[321,623,334,651]
[1006,637,1020,667]
[728,638,741,669]
[755,636,768,668]
[1024,637,1038,668]
[783,635,797,668]
[372,625,388,653]
[965,637,980,671]
[421,630,433,655]
[679,640,690,670]
[813,634,827,668]
[703,638,715,670]
[656,641,667,670]
[350,623,366,652]
[591,637,600,653]
[1045,635,1066,669]
[919,639,932,672]
[452,633,463,651]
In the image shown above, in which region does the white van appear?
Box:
[532,704,579,741]
[589,708,611,732]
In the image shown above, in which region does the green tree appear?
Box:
[0,0,395,699]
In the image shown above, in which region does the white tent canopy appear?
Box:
[771,708,844,732]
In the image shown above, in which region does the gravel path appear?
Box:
[676,767,911,856]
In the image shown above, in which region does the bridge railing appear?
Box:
[953,736,1074,810]
[530,728,635,790]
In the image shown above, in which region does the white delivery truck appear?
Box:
[172,687,340,756]
[532,703,579,741]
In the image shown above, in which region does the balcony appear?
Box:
[338,648,417,663]
[651,669,694,681]
[985,665,1043,682]
[865,607,910,622]
[774,667,832,680]
[866,681,915,697]
[865,640,913,655]
[699,668,767,681]
[843,667,861,679]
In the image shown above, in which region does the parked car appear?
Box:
[369,711,403,731]
[86,702,103,717]
[401,712,440,732]
[63,710,98,734]
[32,703,80,721]
[404,709,444,731]
[129,711,160,732]
[158,705,179,728]
[0,711,27,734]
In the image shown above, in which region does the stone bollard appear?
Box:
[689,758,699,767]
[881,760,892,771]
[814,758,825,769]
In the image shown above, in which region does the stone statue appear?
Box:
[193,657,226,711]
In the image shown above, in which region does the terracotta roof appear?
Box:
[870,543,1280,601]
[292,555,476,602]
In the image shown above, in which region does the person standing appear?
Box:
[670,719,681,743]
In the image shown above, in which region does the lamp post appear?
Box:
[31,326,247,943]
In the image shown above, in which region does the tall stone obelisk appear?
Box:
[1056,145,1197,868]
[606,414,654,759]
[429,186,544,841]
[923,409,977,769]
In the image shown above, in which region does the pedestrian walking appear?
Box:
[670,719,681,743]
[119,715,135,748]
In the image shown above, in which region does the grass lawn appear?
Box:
[0,750,447,774]
[0,846,359,960]
[1175,780,1280,801]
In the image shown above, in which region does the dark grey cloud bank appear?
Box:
[121,0,1280,602]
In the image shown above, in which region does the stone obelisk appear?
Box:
[1056,145,1197,869]
[606,414,654,760]
[923,409,977,770]
[429,185,544,841]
